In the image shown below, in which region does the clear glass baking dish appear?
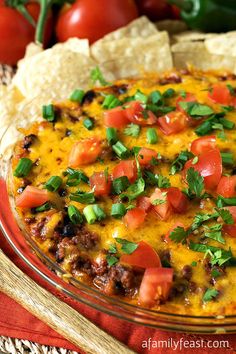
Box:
[1,109,236,335]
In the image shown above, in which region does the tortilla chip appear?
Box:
[156,20,188,35]
[13,48,96,100]
[95,16,158,43]
[91,32,173,74]
[205,32,236,57]
[172,42,236,73]
[172,31,217,43]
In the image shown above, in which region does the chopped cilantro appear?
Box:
[216,196,236,208]
[70,190,95,204]
[204,224,225,244]
[90,66,110,86]
[163,88,175,98]
[179,102,214,117]
[116,238,138,254]
[106,255,119,266]
[169,226,188,244]
[144,170,171,188]
[215,208,234,225]
[211,269,221,278]
[191,261,197,267]
[151,199,166,206]
[120,178,145,202]
[170,151,194,175]
[203,288,219,302]
[124,123,141,137]
[185,167,204,199]
[227,84,236,96]
[149,90,162,104]
[108,244,117,254]
[112,176,130,195]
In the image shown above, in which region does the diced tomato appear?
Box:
[125,100,157,126]
[137,196,151,212]
[183,148,222,190]
[69,137,102,167]
[157,111,188,135]
[120,241,161,268]
[149,188,172,221]
[176,92,197,112]
[165,222,185,242]
[222,206,236,237]
[167,187,189,213]
[16,186,49,208]
[89,171,111,196]
[104,106,129,129]
[208,84,232,105]
[138,267,174,307]
[112,160,137,183]
[123,207,146,230]
[217,176,236,198]
[190,135,216,156]
[223,224,236,237]
[137,147,158,166]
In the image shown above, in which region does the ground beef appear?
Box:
[72,226,99,250]
[159,73,182,85]
[22,134,37,150]
[82,90,97,104]
[182,265,192,281]
[93,264,142,297]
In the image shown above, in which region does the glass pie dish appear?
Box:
[1,98,236,335]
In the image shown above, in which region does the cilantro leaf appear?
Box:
[144,170,171,188]
[216,196,236,208]
[179,102,214,117]
[90,66,110,86]
[204,224,225,244]
[108,244,117,254]
[203,288,219,302]
[120,177,145,202]
[124,123,141,137]
[116,238,138,254]
[215,208,234,225]
[191,212,216,231]
[211,269,221,278]
[169,226,188,244]
[227,84,236,96]
[170,151,194,175]
[189,242,233,266]
[106,254,119,266]
[112,176,130,195]
[151,199,166,206]
[186,167,204,198]
[70,190,95,204]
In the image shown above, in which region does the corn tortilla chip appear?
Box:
[95,16,158,43]
[172,42,236,73]
[205,32,236,57]
[91,32,173,74]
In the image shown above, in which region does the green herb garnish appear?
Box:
[124,124,140,138]
[116,238,138,255]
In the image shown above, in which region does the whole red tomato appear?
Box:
[135,0,175,21]
[56,0,138,44]
[0,2,52,65]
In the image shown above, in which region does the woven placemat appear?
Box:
[0,63,79,354]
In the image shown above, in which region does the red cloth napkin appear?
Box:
[0,178,236,353]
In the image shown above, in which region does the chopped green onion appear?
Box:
[102,95,121,109]
[111,203,126,219]
[134,90,148,104]
[68,205,83,224]
[147,128,158,144]
[112,176,130,194]
[83,118,94,130]
[106,127,118,145]
[42,104,55,122]
[34,202,51,213]
[112,141,130,159]
[83,205,97,224]
[70,89,85,103]
[44,176,62,192]
[221,152,234,166]
[70,191,95,204]
[14,158,33,177]
[93,204,106,221]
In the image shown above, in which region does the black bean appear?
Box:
[82,90,96,104]
[62,224,75,237]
